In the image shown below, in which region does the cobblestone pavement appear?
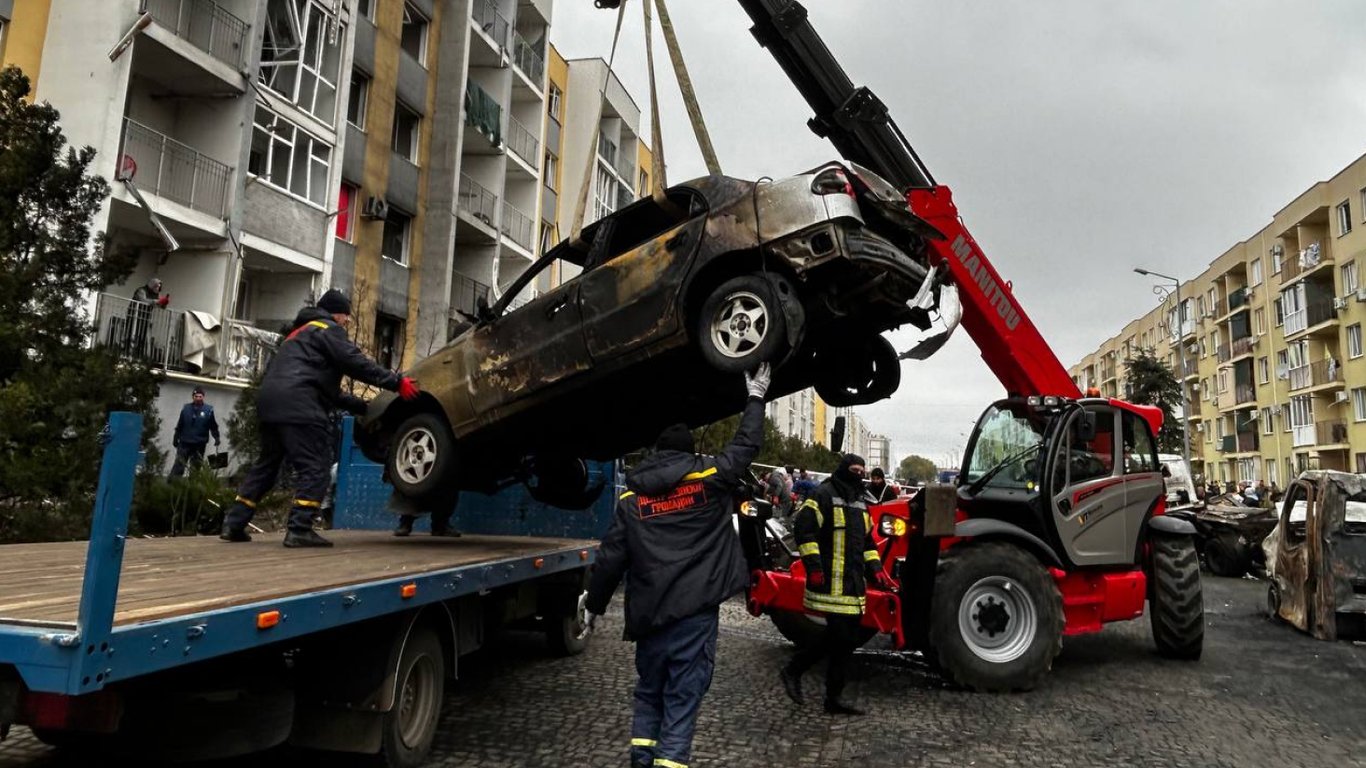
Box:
[3,575,1365,767]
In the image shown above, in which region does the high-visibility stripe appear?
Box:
[832,507,846,598]
[620,491,635,500]
[682,466,718,481]
[864,550,881,563]
[234,496,257,509]
[631,738,658,747]
[654,759,688,768]
[864,511,873,533]
[285,319,329,342]
[801,499,820,511]
[798,542,820,557]
[803,592,865,615]
[293,498,322,508]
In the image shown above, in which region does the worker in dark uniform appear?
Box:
[169,386,220,477]
[781,453,894,715]
[586,363,772,768]
[866,467,899,503]
[221,289,420,548]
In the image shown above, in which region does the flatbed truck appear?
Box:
[0,413,613,766]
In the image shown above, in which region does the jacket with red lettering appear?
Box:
[256,307,401,426]
[585,396,765,639]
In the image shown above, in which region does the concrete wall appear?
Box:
[152,379,245,474]
[243,183,329,257]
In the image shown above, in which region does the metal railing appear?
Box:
[507,115,540,168]
[1284,298,1337,336]
[472,0,510,48]
[512,31,545,82]
[1216,341,1231,363]
[1231,336,1254,359]
[1317,419,1349,446]
[450,272,492,318]
[142,0,249,69]
[458,174,498,228]
[1288,358,1343,391]
[1227,286,1251,312]
[92,293,277,381]
[501,202,534,250]
[1281,242,1326,283]
[119,117,231,217]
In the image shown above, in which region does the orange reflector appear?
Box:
[533,558,545,569]
[579,550,589,561]
[257,611,281,630]
[401,583,417,599]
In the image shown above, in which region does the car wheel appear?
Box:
[814,335,901,406]
[387,412,458,506]
[695,275,788,372]
[526,456,606,510]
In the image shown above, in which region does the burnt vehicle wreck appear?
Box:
[359,162,956,509]
[1263,471,1366,639]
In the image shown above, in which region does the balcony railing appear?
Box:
[1227,286,1251,312]
[1181,358,1198,377]
[1216,342,1231,363]
[451,272,491,318]
[1235,383,1255,405]
[142,0,249,69]
[1185,398,1202,417]
[120,117,231,217]
[1284,298,1337,336]
[458,174,498,228]
[1219,433,1259,453]
[92,292,277,381]
[512,31,545,83]
[1281,242,1326,283]
[507,116,540,169]
[464,82,503,148]
[1288,358,1343,391]
[501,202,534,250]
[472,0,510,47]
[1231,336,1254,359]
[1317,419,1349,446]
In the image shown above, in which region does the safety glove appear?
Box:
[157,294,170,307]
[398,376,421,401]
[806,568,825,588]
[745,361,772,399]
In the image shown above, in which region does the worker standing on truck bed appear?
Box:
[221,289,420,548]
[585,363,772,768]
[782,453,895,715]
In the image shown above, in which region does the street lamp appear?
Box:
[1134,268,1192,476]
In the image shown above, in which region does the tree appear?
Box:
[690,414,839,472]
[1124,347,1184,453]
[0,67,161,542]
[898,454,939,484]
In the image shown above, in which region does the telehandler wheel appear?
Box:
[928,542,1063,692]
[768,610,877,650]
[1150,534,1204,660]
[378,627,445,768]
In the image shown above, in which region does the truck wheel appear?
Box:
[387,412,458,506]
[928,543,1063,692]
[695,275,787,372]
[379,627,445,768]
[769,610,877,649]
[1150,534,1204,660]
[1203,536,1248,577]
[546,591,592,656]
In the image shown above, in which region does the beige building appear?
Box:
[1071,151,1366,488]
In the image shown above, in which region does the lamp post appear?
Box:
[1135,268,1192,476]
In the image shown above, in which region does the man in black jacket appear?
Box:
[169,387,220,478]
[781,453,895,715]
[221,290,420,548]
[586,363,771,768]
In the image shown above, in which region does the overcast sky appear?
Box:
[549,0,1366,467]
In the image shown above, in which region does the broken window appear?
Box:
[259,0,343,124]
[401,3,429,65]
[392,103,420,161]
[248,106,332,205]
[347,69,369,128]
[375,313,403,369]
[381,208,412,265]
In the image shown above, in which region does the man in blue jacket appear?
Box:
[169,386,220,478]
[221,290,420,548]
[585,363,771,768]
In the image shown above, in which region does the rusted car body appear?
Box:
[360,162,946,506]
[1263,471,1366,639]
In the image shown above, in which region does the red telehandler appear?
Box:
[595,0,1204,690]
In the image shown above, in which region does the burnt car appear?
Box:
[359,162,954,509]
[1263,471,1366,639]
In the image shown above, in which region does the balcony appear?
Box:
[1181,358,1198,378]
[512,32,545,83]
[1288,358,1343,391]
[92,292,278,381]
[1284,298,1337,336]
[616,185,635,211]
[507,116,540,170]
[450,272,492,318]
[1216,341,1231,363]
[1317,419,1349,447]
[472,0,510,48]
[1230,336,1254,359]
[457,174,498,230]
[119,117,231,218]
[1281,242,1328,284]
[616,151,636,186]
[1226,286,1252,313]
[597,135,618,168]
[464,82,503,150]
[1235,383,1255,405]
[1219,433,1258,454]
[142,0,249,70]
[501,202,534,251]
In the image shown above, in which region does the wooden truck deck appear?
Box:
[0,532,595,629]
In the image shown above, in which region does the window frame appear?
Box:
[1351,323,1364,360]
[336,182,358,241]
[547,84,563,121]
[1258,356,1269,385]
[391,102,421,162]
[374,312,404,370]
[1338,199,1353,237]
[347,69,370,129]
[1354,388,1366,423]
[1250,256,1263,286]
[258,0,345,125]
[380,207,413,266]
[400,2,430,67]
[1343,261,1359,295]
[248,105,333,207]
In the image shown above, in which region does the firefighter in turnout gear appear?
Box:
[780,453,895,715]
[585,363,771,768]
[221,289,420,548]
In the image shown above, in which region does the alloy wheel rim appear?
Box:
[711,290,769,358]
[397,427,438,485]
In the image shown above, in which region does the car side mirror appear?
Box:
[1073,411,1097,442]
[1161,463,1172,478]
[830,416,846,455]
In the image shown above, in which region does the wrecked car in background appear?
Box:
[360,163,951,509]
[1263,471,1366,639]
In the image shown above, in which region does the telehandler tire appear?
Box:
[1150,534,1204,660]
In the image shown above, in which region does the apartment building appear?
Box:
[867,434,891,474]
[0,0,51,83]
[1071,151,1366,487]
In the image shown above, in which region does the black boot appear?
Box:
[219,525,251,543]
[393,515,416,537]
[283,529,334,548]
[823,698,865,716]
[779,666,803,704]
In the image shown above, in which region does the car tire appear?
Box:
[695,275,788,372]
[387,412,458,507]
[814,335,901,407]
[1150,534,1204,660]
[527,456,606,510]
[1203,536,1248,577]
[928,542,1064,692]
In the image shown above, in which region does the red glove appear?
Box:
[806,570,825,588]
[157,294,170,307]
[398,377,420,401]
